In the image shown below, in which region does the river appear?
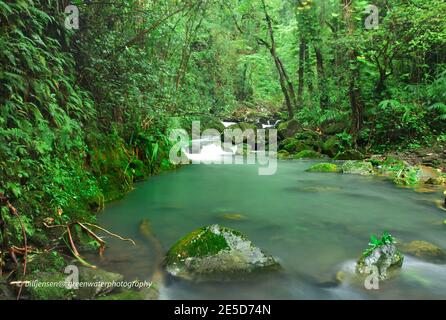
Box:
[88,155,446,299]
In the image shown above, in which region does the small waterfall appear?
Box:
[182,136,237,162]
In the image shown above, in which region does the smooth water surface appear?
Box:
[91,160,446,299]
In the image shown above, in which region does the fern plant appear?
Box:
[363,231,396,257]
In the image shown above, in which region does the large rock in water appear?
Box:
[341,160,374,175]
[356,244,404,280]
[164,225,280,281]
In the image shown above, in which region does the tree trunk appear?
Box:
[261,0,296,118]
[297,38,306,106]
[343,0,364,142]
[314,45,328,108]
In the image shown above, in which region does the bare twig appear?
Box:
[0,193,28,300]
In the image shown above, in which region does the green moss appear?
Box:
[279,138,307,153]
[25,252,66,274]
[333,149,364,160]
[341,160,374,175]
[25,272,75,300]
[277,150,291,159]
[321,135,340,157]
[306,163,340,173]
[97,290,146,300]
[393,166,422,186]
[165,226,231,265]
[294,150,323,159]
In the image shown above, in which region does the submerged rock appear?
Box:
[341,160,374,176]
[306,163,340,173]
[219,213,247,221]
[356,244,404,280]
[164,225,280,281]
[400,240,446,263]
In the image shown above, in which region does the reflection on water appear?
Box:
[90,160,446,299]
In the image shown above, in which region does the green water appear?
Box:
[91,160,446,299]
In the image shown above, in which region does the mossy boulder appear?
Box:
[277,150,291,160]
[321,136,341,157]
[400,240,446,263]
[76,267,124,300]
[294,150,324,159]
[341,161,374,176]
[321,120,348,135]
[334,149,364,160]
[356,244,404,280]
[277,119,301,139]
[393,166,423,186]
[294,131,322,150]
[279,138,307,153]
[164,225,280,281]
[25,272,76,300]
[424,176,446,185]
[306,163,340,173]
[200,116,225,133]
[378,157,406,177]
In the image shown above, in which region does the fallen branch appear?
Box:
[0,193,28,300]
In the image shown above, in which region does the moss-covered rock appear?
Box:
[25,272,76,300]
[341,161,374,176]
[393,166,423,186]
[76,267,124,300]
[334,149,364,160]
[321,120,348,135]
[356,244,404,280]
[201,116,226,133]
[97,289,147,300]
[424,176,446,185]
[321,136,341,157]
[294,150,324,159]
[277,150,291,160]
[164,225,280,281]
[305,163,340,173]
[279,138,307,153]
[294,131,322,151]
[400,240,446,263]
[277,119,301,139]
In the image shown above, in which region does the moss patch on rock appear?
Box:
[334,149,364,160]
[294,150,324,159]
[306,163,340,173]
[341,161,375,176]
[400,240,446,263]
[165,225,280,281]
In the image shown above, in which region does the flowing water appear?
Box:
[90,156,446,300]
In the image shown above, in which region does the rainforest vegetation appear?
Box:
[0,0,445,300]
